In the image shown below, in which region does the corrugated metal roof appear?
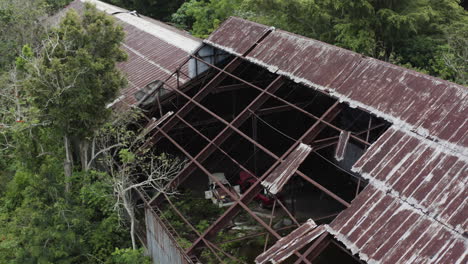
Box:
[82,0,200,53]
[256,220,326,264]
[352,127,467,233]
[328,185,466,264]
[262,143,312,194]
[327,127,467,264]
[206,17,467,264]
[205,17,467,156]
[62,0,201,110]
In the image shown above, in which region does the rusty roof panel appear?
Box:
[206,18,468,154]
[353,127,467,233]
[205,17,269,56]
[358,130,408,176]
[373,137,421,182]
[262,143,312,194]
[410,156,458,204]
[345,195,397,244]
[325,125,468,264]
[246,30,363,88]
[385,219,437,263]
[328,186,379,229]
[329,186,467,264]
[369,213,421,261]
[255,220,325,264]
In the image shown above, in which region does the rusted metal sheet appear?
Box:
[352,127,467,234]
[255,220,326,264]
[335,131,350,161]
[205,18,468,150]
[205,17,270,56]
[61,0,201,110]
[329,186,467,264]
[262,143,312,194]
[327,125,467,264]
[145,208,191,264]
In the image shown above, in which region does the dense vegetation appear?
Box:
[0,1,149,263]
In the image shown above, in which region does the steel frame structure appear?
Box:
[139,37,387,262]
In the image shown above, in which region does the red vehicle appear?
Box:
[237,171,276,208]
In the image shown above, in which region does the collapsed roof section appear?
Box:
[202,17,467,264]
[134,18,388,263]
[61,0,202,110]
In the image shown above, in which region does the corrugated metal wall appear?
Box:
[145,208,191,264]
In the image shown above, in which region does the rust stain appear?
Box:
[328,128,467,264]
[206,18,466,264]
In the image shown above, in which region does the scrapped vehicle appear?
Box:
[238,171,277,208]
[205,172,241,207]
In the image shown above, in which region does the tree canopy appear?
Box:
[22,6,127,138]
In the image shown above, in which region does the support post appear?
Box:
[252,115,258,175]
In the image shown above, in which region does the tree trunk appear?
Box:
[79,139,89,171]
[63,135,73,192]
[130,214,136,250]
[123,194,137,250]
[383,45,393,62]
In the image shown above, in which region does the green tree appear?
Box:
[20,4,127,183]
[0,0,47,69]
[172,0,243,38]
[0,0,72,70]
[23,5,127,139]
[0,4,147,263]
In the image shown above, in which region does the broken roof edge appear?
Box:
[324,225,364,261]
[204,32,467,159]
